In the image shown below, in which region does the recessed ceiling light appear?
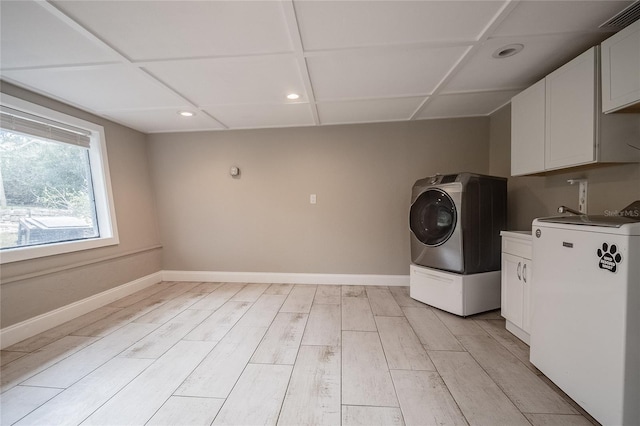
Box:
[492,43,524,59]
[286,93,300,100]
[178,111,195,117]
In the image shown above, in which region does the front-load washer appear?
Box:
[409,173,506,274]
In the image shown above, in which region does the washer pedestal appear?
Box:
[410,264,501,316]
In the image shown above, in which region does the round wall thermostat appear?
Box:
[230,166,240,177]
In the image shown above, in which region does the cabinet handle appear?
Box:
[517,262,522,280]
[522,263,527,283]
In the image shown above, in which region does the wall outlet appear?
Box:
[310,194,317,204]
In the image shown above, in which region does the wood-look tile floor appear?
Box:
[0,282,598,426]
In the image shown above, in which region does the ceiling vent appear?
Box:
[600,1,640,30]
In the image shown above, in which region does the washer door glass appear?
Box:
[410,189,457,246]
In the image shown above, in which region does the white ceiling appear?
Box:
[0,0,634,133]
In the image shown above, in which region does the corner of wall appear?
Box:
[488,103,512,178]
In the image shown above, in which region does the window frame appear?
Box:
[0,94,119,264]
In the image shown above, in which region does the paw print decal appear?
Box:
[597,243,622,273]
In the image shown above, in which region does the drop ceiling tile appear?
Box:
[295,0,506,50]
[416,90,520,119]
[101,109,224,134]
[445,32,608,93]
[3,0,627,133]
[53,0,293,61]
[494,0,632,36]
[204,103,314,129]
[1,65,190,112]
[145,56,306,106]
[0,0,121,69]
[317,97,425,125]
[308,46,470,101]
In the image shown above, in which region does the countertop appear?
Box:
[500,230,532,240]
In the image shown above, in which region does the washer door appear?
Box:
[410,188,457,246]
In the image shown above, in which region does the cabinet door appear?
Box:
[511,79,546,175]
[501,253,524,328]
[545,47,597,170]
[522,260,532,333]
[602,19,640,113]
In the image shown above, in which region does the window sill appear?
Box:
[0,235,119,264]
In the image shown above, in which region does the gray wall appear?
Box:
[148,119,490,275]
[0,83,163,327]
[489,104,640,231]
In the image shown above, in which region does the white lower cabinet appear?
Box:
[500,231,532,344]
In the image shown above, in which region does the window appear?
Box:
[0,94,118,263]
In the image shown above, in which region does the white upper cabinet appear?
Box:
[511,79,545,176]
[510,46,640,176]
[545,48,597,170]
[601,19,640,113]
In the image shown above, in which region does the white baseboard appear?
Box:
[506,320,531,345]
[0,271,163,349]
[162,270,409,287]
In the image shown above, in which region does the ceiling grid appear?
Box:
[0,0,633,133]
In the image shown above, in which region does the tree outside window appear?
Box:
[0,129,99,249]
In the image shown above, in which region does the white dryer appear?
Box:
[531,215,640,425]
